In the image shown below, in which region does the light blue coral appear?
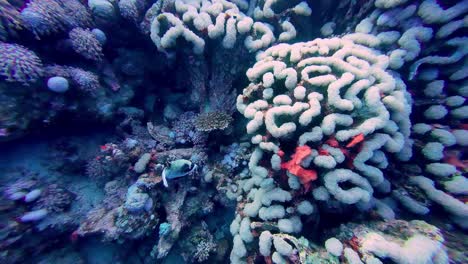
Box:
[124,184,153,213]
[158,222,171,236]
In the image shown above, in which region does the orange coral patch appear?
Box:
[346,133,365,148]
[281,146,318,191]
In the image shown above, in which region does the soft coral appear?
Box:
[281,145,317,192]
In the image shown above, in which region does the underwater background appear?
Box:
[0,0,467,263]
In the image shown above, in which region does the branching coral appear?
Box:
[172,111,208,146]
[0,42,43,85]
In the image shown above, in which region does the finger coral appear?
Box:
[231,34,413,262]
[149,0,312,54]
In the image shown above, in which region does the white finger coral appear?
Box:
[149,0,312,54]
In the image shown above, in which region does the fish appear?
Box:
[162,159,197,188]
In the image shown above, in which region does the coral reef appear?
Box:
[0,42,43,85]
[20,0,93,38]
[0,0,467,263]
[68,27,104,62]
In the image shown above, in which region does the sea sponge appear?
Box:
[47,76,69,93]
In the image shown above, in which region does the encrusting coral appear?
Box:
[195,111,233,132]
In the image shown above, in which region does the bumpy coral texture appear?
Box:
[195,111,233,132]
[0,42,43,85]
[0,0,23,40]
[238,36,412,187]
[45,65,100,92]
[149,0,311,54]
[119,0,146,24]
[69,27,104,62]
[20,0,92,38]
[230,35,413,262]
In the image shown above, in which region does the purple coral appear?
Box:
[20,0,68,37]
[45,65,100,92]
[0,42,43,85]
[172,111,208,147]
[195,111,233,132]
[118,0,146,24]
[67,66,100,92]
[0,0,23,40]
[59,0,94,29]
[32,184,74,213]
[69,27,104,62]
[20,0,93,38]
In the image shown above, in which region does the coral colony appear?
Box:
[0,0,467,263]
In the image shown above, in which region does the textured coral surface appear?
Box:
[0,0,467,263]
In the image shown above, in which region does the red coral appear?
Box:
[281,145,317,192]
[318,148,329,156]
[346,133,365,148]
[325,136,340,148]
[348,236,360,252]
[444,151,467,169]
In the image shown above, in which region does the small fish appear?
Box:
[162,159,197,188]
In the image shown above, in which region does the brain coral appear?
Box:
[237,35,413,188]
[149,0,312,54]
[0,42,43,85]
[230,34,414,262]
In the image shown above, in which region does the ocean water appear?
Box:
[0,0,467,263]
